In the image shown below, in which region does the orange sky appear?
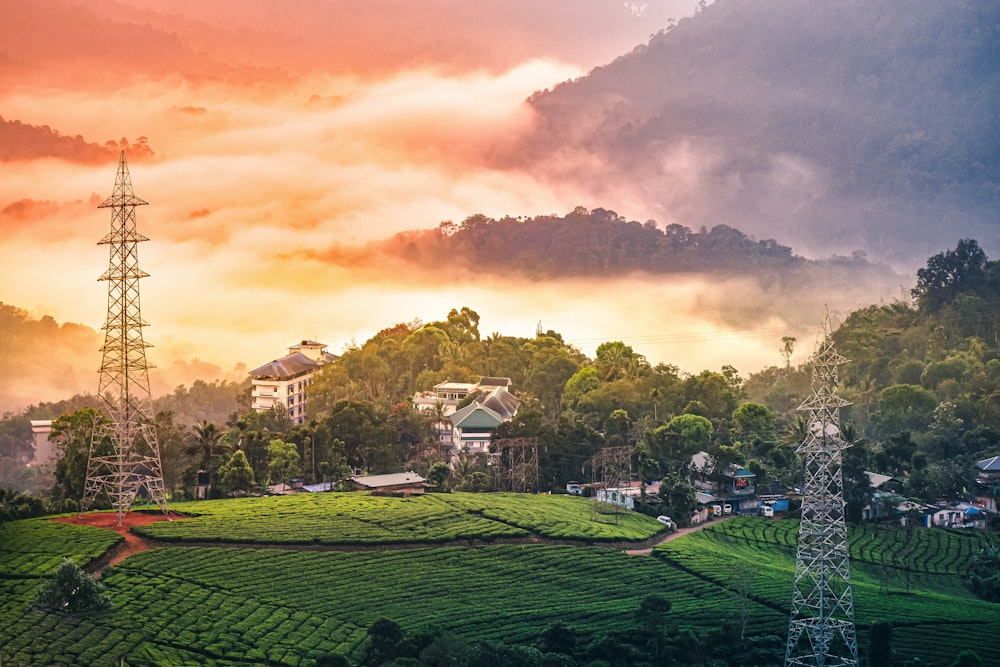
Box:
[0,0,899,407]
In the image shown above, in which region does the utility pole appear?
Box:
[785,312,858,666]
[81,152,168,524]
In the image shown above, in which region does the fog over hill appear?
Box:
[501,0,1000,269]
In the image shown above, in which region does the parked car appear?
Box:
[759,505,774,517]
[656,515,676,531]
[709,504,723,517]
[723,503,733,515]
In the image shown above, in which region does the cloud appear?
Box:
[0,0,908,412]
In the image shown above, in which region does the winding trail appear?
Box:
[624,514,738,555]
[52,511,187,573]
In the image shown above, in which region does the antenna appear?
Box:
[785,311,858,666]
[81,152,168,524]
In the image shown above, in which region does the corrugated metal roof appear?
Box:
[866,471,897,488]
[351,471,426,488]
[977,455,1000,471]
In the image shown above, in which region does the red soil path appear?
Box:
[52,511,187,571]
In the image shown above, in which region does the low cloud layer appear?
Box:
[0,0,908,411]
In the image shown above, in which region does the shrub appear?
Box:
[36,558,110,613]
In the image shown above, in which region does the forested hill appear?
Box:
[504,0,1000,268]
[377,207,898,281]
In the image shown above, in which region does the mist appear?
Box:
[0,0,921,413]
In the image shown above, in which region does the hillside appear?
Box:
[1,501,997,666]
[375,207,899,280]
[507,0,1000,267]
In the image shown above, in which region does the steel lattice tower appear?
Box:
[82,152,168,524]
[785,313,858,667]
[588,446,632,522]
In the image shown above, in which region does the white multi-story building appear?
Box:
[249,340,337,425]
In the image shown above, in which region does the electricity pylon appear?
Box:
[82,152,168,524]
[785,312,858,666]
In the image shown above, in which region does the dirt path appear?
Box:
[624,514,738,555]
[52,511,187,572]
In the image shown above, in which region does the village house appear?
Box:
[975,455,1000,512]
[411,378,519,455]
[690,451,758,514]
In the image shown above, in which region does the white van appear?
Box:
[709,504,723,517]
[759,505,774,517]
[723,503,733,515]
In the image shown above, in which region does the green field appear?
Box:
[131,492,665,545]
[1,497,997,666]
[654,517,1000,666]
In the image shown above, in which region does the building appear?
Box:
[412,381,477,413]
[690,451,758,514]
[975,455,1000,511]
[412,378,520,455]
[447,383,520,455]
[350,471,427,495]
[926,502,987,530]
[248,340,337,425]
[29,420,56,465]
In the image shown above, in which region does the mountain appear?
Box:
[502,0,1000,269]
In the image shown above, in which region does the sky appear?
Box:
[0,0,900,409]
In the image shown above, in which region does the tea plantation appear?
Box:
[1,495,997,666]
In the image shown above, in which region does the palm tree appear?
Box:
[187,420,229,486]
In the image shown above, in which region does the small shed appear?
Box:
[351,471,428,495]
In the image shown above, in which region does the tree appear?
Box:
[874,384,938,435]
[36,558,110,613]
[912,239,987,310]
[969,545,1000,602]
[660,473,697,526]
[427,462,451,490]
[654,413,712,467]
[868,620,893,667]
[187,420,223,476]
[537,621,577,656]
[636,593,672,661]
[780,336,796,369]
[594,341,646,381]
[522,346,580,419]
[49,408,112,507]
[217,450,255,495]
[561,367,602,409]
[154,411,189,499]
[456,471,492,492]
[365,618,405,666]
[950,651,985,667]
[731,402,776,456]
[267,438,301,489]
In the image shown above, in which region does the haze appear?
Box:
[0,0,902,412]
